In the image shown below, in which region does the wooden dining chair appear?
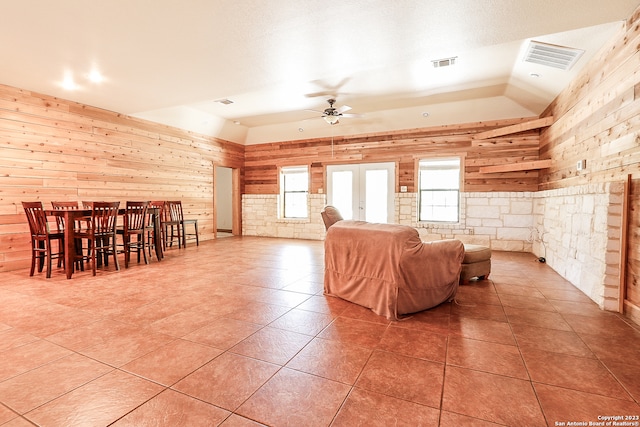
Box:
[166,200,199,248]
[148,201,167,253]
[22,201,65,278]
[164,201,183,248]
[117,201,149,268]
[75,201,120,276]
[51,201,85,271]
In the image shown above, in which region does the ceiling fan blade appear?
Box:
[304,109,326,114]
[305,78,351,98]
[340,113,362,118]
[305,90,337,98]
[337,105,352,114]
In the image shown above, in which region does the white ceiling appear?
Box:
[1,1,637,144]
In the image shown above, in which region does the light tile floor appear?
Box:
[0,237,639,426]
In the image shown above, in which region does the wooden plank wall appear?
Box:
[0,84,244,273]
[628,178,640,308]
[539,8,640,189]
[244,119,543,195]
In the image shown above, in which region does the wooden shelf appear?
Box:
[473,116,554,140]
[479,159,553,173]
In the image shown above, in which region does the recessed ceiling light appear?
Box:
[215,99,234,105]
[298,127,304,132]
[529,72,541,78]
[88,69,104,83]
[61,74,77,90]
[233,120,240,125]
[422,112,430,117]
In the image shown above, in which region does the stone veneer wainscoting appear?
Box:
[242,194,327,240]
[242,188,623,312]
[532,182,625,311]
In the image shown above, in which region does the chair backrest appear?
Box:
[22,201,50,237]
[321,205,344,230]
[166,201,184,222]
[51,201,80,231]
[51,201,79,209]
[149,201,167,222]
[124,201,148,232]
[87,201,120,235]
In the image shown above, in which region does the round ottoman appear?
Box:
[460,244,491,283]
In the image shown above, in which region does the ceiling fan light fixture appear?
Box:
[324,115,340,125]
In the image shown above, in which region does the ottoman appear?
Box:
[460,244,491,283]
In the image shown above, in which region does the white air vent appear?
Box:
[524,41,584,71]
[432,57,457,68]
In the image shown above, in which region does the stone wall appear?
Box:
[532,182,625,310]
[243,191,535,252]
[406,192,534,251]
[242,194,326,240]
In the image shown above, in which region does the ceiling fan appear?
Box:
[307,98,360,125]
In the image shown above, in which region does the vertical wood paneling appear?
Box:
[0,84,244,273]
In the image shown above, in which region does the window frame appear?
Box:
[418,157,462,223]
[279,165,310,219]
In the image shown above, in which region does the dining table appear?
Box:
[45,207,164,279]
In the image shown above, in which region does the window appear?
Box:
[280,166,309,218]
[418,157,461,222]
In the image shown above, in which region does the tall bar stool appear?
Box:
[22,201,65,278]
[117,201,149,268]
[75,201,120,276]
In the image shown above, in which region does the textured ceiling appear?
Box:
[1,1,637,144]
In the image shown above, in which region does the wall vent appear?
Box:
[524,41,584,71]
[432,57,457,68]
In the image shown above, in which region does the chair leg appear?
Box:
[124,235,130,268]
[89,239,97,276]
[112,235,120,271]
[29,241,36,277]
[37,241,45,273]
[45,239,53,279]
[57,239,64,268]
[141,234,149,264]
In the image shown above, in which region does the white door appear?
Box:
[327,162,395,223]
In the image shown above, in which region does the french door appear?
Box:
[326,162,395,223]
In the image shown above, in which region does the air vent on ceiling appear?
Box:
[524,41,584,71]
[215,98,234,105]
[432,57,457,68]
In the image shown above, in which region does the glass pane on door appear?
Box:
[364,169,388,223]
[330,170,354,220]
